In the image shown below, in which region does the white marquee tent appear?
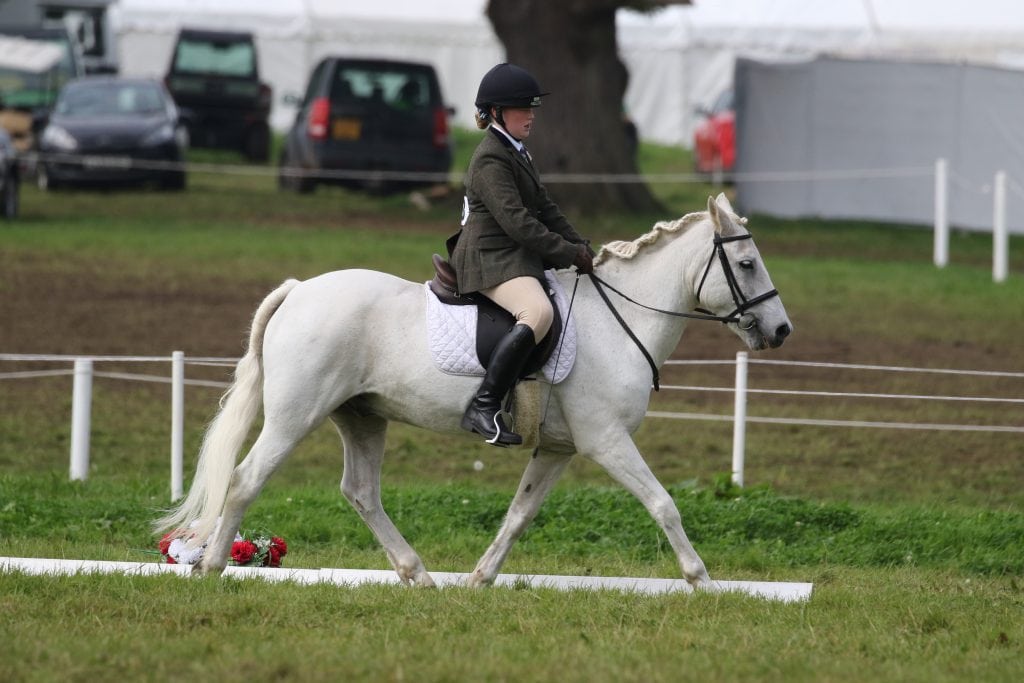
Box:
[111,0,1024,145]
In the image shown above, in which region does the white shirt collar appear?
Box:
[490,123,525,153]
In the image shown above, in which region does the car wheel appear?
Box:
[160,170,186,191]
[36,165,59,192]
[0,173,18,219]
[278,154,314,194]
[244,124,270,163]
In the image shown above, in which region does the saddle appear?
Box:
[429,254,563,377]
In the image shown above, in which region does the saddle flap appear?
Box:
[429,254,476,306]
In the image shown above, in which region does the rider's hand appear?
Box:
[573,245,594,274]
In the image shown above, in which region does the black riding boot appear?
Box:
[461,323,536,446]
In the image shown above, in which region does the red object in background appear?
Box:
[693,89,735,175]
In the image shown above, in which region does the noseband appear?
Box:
[587,231,780,390]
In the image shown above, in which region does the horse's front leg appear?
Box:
[581,431,711,588]
[468,448,573,587]
[332,412,435,587]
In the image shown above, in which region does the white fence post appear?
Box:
[993,170,1009,283]
[731,351,748,487]
[171,351,185,501]
[69,358,93,481]
[934,158,949,268]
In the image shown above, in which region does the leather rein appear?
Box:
[587,232,780,391]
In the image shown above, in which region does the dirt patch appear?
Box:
[2,256,266,356]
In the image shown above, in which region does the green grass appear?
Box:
[2,476,1023,682]
[2,137,1024,681]
[2,476,1022,575]
[2,567,1018,683]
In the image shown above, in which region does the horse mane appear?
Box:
[594,208,748,265]
[594,212,702,265]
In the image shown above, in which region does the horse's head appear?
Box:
[697,194,793,350]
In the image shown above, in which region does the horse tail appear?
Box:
[154,278,301,542]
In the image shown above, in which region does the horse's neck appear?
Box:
[594,221,710,365]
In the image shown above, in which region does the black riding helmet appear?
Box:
[475,63,548,109]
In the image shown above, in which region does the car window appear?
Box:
[57,83,166,116]
[331,66,432,111]
[173,38,255,78]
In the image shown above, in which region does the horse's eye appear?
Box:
[739,259,755,270]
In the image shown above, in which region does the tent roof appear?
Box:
[621,0,1024,34]
[118,0,488,24]
[0,35,64,73]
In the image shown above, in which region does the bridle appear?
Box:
[587,231,780,391]
[693,233,780,325]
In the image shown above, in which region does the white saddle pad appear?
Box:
[424,270,577,384]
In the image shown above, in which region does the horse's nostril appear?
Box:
[776,323,792,340]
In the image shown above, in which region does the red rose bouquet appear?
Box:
[158,524,288,568]
[230,534,288,568]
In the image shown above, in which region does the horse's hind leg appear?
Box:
[197,419,310,575]
[468,448,572,587]
[331,410,435,587]
[582,432,711,588]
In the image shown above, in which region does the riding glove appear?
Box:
[573,245,595,274]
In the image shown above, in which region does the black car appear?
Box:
[279,57,453,194]
[164,28,271,162]
[36,76,188,190]
[0,127,19,218]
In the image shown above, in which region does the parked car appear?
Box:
[693,88,735,176]
[36,76,188,190]
[164,28,271,162]
[0,126,20,218]
[279,56,453,194]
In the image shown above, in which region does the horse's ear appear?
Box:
[715,192,736,215]
[707,195,723,235]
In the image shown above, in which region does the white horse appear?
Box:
[157,194,792,588]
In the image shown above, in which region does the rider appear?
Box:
[450,62,595,446]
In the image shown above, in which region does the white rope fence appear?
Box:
[658,353,1024,486]
[26,151,1019,280]
[2,351,1021,496]
[87,153,1024,282]
[0,352,231,500]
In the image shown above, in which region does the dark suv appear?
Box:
[164,28,271,161]
[279,57,453,193]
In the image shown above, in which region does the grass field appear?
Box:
[1,137,1023,681]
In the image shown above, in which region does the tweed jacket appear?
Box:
[450,127,588,294]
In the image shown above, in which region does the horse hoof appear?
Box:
[191,563,224,577]
[465,571,492,588]
[413,573,437,588]
[684,563,712,589]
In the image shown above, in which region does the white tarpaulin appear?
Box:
[0,35,64,73]
[113,0,1024,145]
[734,55,1024,234]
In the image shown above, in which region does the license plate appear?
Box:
[83,156,131,169]
[332,118,361,140]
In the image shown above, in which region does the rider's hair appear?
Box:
[474,106,490,129]
[475,105,506,130]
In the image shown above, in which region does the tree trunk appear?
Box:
[486,0,679,216]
